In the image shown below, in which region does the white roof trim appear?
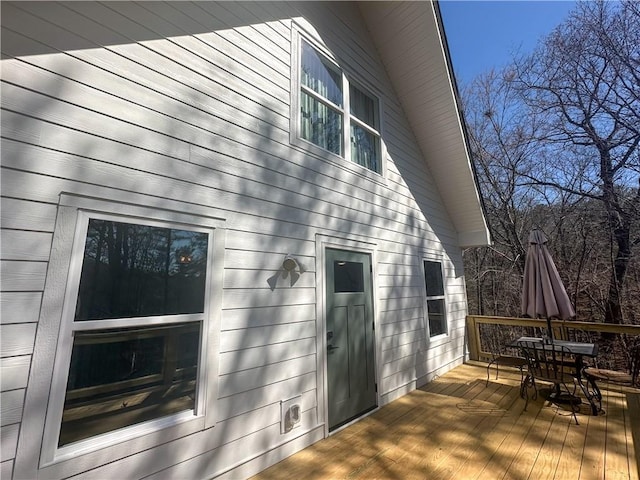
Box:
[359,1,491,247]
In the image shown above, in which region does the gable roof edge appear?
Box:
[360,1,491,248]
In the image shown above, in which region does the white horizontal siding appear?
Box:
[0,198,58,231]
[0,292,42,325]
[219,354,316,398]
[0,230,52,261]
[225,230,316,257]
[223,269,316,290]
[1,424,19,462]
[0,324,36,358]
[0,261,47,292]
[223,248,315,272]
[0,356,31,391]
[219,338,316,375]
[38,399,318,480]
[1,15,456,244]
[1,1,473,478]
[0,129,446,247]
[217,373,316,421]
[222,288,316,310]
[82,407,318,480]
[222,304,316,330]
[1,459,13,480]
[220,321,316,353]
[0,390,24,427]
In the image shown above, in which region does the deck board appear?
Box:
[251,362,638,480]
[627,393,640,479]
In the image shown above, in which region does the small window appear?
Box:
[298,38,382,174]
[424,260,447,337]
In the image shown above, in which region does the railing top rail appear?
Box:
[467,315,640,335]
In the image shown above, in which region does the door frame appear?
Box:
[315,234,380,437]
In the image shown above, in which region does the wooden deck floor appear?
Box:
[251,362,640,480]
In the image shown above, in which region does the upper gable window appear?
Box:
[299,39,382,174]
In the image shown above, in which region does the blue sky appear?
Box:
[439,1,577,84]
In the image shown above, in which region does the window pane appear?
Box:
[350,85,377,128]
[301,91,343,155]
[76,220,208,321]
[334,261,364,293]
[424,261,444,297]
[427,299,447,336]
[351,124,380,173]
[59,323,199,446]
[301,40,342,106]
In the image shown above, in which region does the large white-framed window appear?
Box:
[296,35,383,175]
[32,195,225,472]
[423,259,448,338]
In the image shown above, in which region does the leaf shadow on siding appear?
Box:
[0,1,289,60]
[2,1,473,479]
[1,2,326,478]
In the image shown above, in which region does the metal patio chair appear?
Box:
[485,326,528,396]
[518,340,581,424]
[583,341,640,410]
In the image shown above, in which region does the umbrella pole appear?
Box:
[546,317,554,343]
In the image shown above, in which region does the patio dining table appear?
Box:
[510,336,600,415]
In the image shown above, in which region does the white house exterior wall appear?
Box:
[1,2,473,478]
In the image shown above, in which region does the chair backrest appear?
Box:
[517,340,576,383]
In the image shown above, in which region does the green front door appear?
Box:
[326,248,377,431]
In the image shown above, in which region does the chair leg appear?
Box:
[567,402,580,425]
[530,376,538,400]
[486,360,499,386]
[568,383,580,425]
[585,376,602,409]
[522,380,529,413]
[580,375,602,414]
[521,373,534,410]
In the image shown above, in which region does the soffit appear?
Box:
[359,1,491,247]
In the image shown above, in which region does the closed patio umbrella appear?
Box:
[522,230,575,341]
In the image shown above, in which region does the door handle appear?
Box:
[327,344,340,351]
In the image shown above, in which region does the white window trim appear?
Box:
[422,257,449,341]
[290,27,387,183]
[16,194,225,478]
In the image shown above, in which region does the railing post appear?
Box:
[466,315,480,361]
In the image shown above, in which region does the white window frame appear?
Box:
[291,28,386,179]
[422,258,448,339]
[19,194,225,476]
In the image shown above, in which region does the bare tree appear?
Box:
[513,0,640,324]
[462,69,587,317]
